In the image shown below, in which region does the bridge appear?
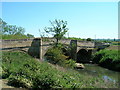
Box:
[0,38,109,63]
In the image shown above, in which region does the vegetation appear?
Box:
[2,34,32,40]
[111,41,120,46]
[86,38,93,41]
[44,19,68,46]
[66,37,85,41]
[0,18,34,40]
[93,49,120,71]
[1,18,119,88]
[63,37,94,41]
[1,51,118,88]
[45,46,76,68]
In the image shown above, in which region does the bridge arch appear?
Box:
[77,49,92,63]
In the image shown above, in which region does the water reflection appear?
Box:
[103,75,116,83]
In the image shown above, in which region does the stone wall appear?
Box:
[77,41,95,47]
[1,39,33,49]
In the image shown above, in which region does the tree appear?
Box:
[27,33,34,38]
[44,19,68,46]
[86,38,92,41]
[0,18,7,34]
[0,18,25,35]
[4,25,25,35]
[39,29,45,38]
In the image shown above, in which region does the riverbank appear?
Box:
[1,51,119,88]
[78,64,120,84]
[93,49,120,72]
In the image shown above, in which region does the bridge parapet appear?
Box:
[1,38,34,49]
[77,41,95,47]
[95,42,110,49]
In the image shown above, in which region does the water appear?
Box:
[77,64,120,84]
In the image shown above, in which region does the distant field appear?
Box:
[106,45,119,50]
[111,41,120,46]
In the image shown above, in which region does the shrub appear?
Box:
[0,67,2,79]
[45,47,67,64]
[93,49,120,71]
[86,38,92,41]
[8,74,33,88]
[45,47,76,68]
[63,59,76,68]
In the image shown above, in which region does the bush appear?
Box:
[45,47,67,64]
[45,47,76,68]
[0,67,2,79]
[93,49,120,71]
[86,38,92,41]
[63,59,76,68]
[8,74,33,88]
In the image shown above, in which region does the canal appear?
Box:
[77,64,120,87]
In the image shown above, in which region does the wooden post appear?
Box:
[40,38,43,61]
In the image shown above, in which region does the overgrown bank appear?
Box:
[93,49,120,72]
[1,51,118,88]
[45,46,76,68]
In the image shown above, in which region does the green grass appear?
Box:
[1,51,118,88]
[93,49,120,71]
[2,35,31,40]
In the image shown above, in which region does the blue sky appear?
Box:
[1,2,118,39]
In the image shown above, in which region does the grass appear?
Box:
[2,34,31,40]
[1,51,119,88]
[93,49,120,71]
[111,41,120,46]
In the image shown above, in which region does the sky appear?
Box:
[1,2,118,39]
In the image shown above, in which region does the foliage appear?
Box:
[86,38,92,41]
[66,37,85,41]
[0,66,2,78]
[2,34,31,40]
[26,34,34,38]
[93,49,120,71]
[45,47,67,64]
[44,19,68,46]
[2,23,25,35]
[45,47,76,68]
[2,51,118,88]
[0,18,34,39]
[112,42,120,46]
[63,59,76,68]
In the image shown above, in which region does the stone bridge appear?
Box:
[0,38,109,63]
